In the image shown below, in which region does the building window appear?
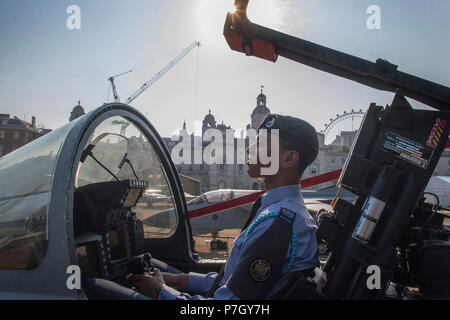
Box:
[11,146,18,151]
[0,131,4,139]
[331,157,336,164]
[13,131,20,139]
[0,145,3,156]
[239,164,243,171]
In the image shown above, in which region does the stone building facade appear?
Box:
[163,88,271,192]
[162,90,360,192]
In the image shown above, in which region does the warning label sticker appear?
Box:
[426,118,447,149]
[383,132,433,169]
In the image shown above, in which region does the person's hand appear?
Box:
[162,272,188,291]
[128,268,166,299]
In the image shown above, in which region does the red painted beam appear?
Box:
[300,169,342,189]
[187,169,342,220]
[187,190,264,220]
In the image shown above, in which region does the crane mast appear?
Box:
[108,69,134,102]
[125,41,201,104]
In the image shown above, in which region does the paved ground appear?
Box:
[194,229,240,261]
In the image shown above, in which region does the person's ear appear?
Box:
[281,150,299,169]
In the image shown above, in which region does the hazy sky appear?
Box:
[1,0,449,143]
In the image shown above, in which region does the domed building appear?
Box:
[162,88,274,193]
[69,101,85,122]
[202,109,217,133]
[250,86,271,129]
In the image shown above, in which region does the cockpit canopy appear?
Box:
[0,105,181,272]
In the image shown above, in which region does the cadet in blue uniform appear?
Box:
[131,113,320,300]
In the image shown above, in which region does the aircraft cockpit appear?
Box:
[72,116,180,286]
[0,104,196,299]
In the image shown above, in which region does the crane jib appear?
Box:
[125,41,200,104]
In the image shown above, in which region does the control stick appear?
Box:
[128,253,153,274]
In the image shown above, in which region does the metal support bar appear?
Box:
[224,0,450,111]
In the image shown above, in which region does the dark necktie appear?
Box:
[241,196,262,231]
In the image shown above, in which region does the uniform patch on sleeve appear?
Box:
[279,207,296,224]
[249,259,271,282]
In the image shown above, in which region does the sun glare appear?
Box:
[246,0,280,29]
[196,0,237,48]
[195,0,294,48]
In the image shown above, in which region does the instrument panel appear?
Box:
[74,179,147,281]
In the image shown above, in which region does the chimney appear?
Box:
[32,116,36,129]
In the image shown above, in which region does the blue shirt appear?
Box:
[158,184,318,300]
